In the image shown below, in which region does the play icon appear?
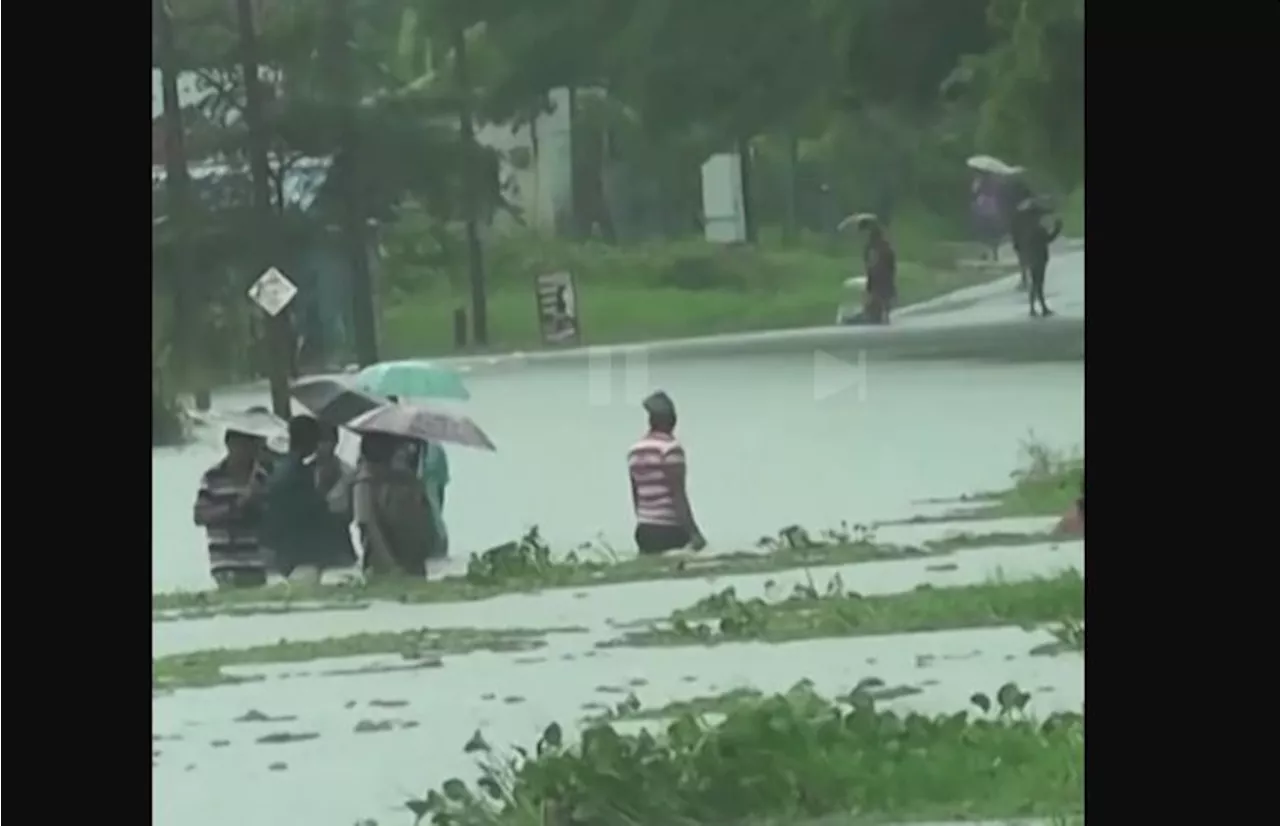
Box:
[812,349,867,402]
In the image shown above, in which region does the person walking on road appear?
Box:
[1012,200,1063,318]
[627,391,706,555]
[859,215,897,324]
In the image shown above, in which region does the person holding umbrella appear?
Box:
[1011,198,1063,318]
[856,214,897,324]
[351,432,439,577]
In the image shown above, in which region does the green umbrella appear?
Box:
[354,360,471,401]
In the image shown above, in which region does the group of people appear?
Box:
[194,406,451,590]
[971,166,1064,318]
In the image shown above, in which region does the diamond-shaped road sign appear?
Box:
[813,349,868,402]
[247,267,299,316]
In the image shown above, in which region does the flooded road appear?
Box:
[153,257,1085,825]
[154,356,1082,593]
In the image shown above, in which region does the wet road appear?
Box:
[153,251,1084,594]
[152,249,1085,825]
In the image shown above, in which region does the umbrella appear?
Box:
[291,376,385,426]
[837,213,879,232]
[967,155,1024,176]
[354,360,470,401]
[346,403,497,452]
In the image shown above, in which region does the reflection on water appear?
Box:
[154,356,1082,594]
[152,623,1083,826]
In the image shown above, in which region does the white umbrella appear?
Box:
[967,155,1023,175]
[837,213,878,232]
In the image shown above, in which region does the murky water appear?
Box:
[154,356,1082,594]
[154,543,1084,826]
[153,287,1085,826]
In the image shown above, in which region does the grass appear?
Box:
[151,624,585,691]
[410,682,1083,825]
[885,439,1083,526]
[601,569,1084,649]
[152,525,1060,620]
[380,229,1017,358]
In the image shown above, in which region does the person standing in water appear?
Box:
[352,432,438,577]
[193,427,272,589]
[628,391,706,554]
[261,415,356,585]
[1012,200,1063,318]
[858,214,897,324]
[385,395,449,557]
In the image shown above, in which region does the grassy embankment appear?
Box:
[380,216,1015,358]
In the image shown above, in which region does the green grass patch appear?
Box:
[152,525,1059,621]
[888,439,1083,526]
[602,569,1084,649]
[151,624,584,691]
[408,680,1082,825]
[380,232,1015,358]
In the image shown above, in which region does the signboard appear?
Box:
[248,266,298,316]
[701,152,746,244]
[534,270,581,346]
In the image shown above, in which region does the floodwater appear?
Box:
[154,538,1084,826]
[153,256,1085,825]
[153,357,1082,593]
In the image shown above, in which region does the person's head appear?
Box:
[316,421,339,458]
[359,432,400,465]
[224,429,265,468]
[643,391,677,434]
[386,395,400,404]
[287,415,321,458]
[855,214,883,240]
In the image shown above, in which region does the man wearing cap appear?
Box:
[193,427,272,589]
[627,391,707,554]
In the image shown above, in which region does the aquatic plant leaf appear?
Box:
[440,779,469,802]
[477,775,504,800]
[996,682,1029,713]
[463,730,490,753]
[404,797,430,819]
[970,692,992,713]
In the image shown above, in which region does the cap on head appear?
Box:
[642,391,676,417]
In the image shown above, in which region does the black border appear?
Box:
[1083,1,1277,819]
[24,0,1267,822]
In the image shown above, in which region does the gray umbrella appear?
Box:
[291,376,386,426]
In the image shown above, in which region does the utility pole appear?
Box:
[326,0,379,366]
[154,0,209,406]
[453,26,488,346]
[235,0,293,418]
[736,135,758,244]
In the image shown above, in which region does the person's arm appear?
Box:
[660,446,704,545]
[1045,219,1063,245]
[353,479,402,574]
[193,474,231,526]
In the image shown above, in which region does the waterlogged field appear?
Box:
[153,446,1084,826]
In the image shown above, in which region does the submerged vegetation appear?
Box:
[408,681,1082,825]
[891,438,1083,525]
[153,524,1060,620]
[152,625,584,691]
[604,570,1084,649]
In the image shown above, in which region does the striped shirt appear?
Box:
[627,431,686,526]
[193,459,269,577]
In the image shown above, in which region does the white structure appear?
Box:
[701,153,747,244]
